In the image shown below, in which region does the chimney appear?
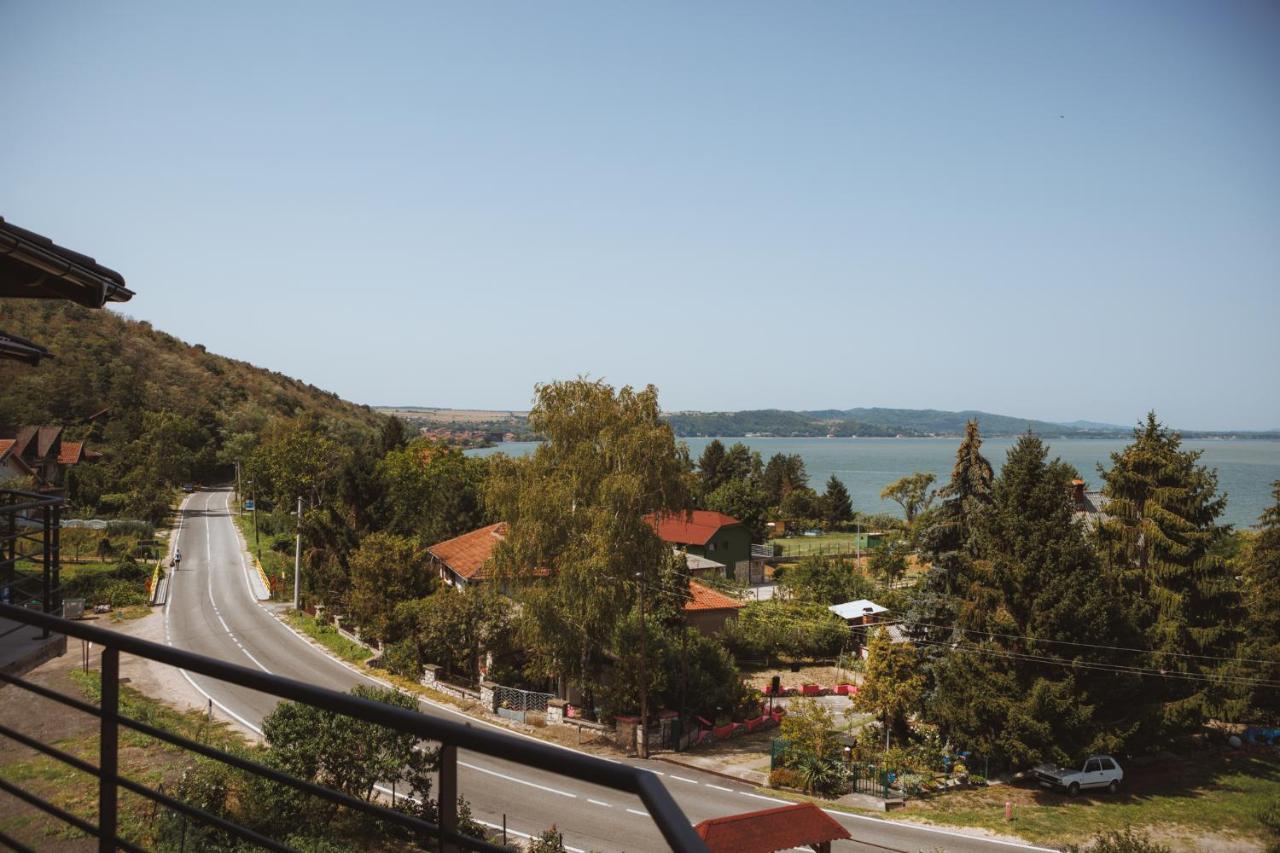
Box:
[1071,479,1086,505]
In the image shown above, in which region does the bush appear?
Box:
[99,579,149,607]
[768,767,804,790]
[1063,828,1172,853]
[381,640,421,679]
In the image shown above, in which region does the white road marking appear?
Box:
[458,761,576,798]
[587,799,611,808]
[740,791,790,804]
[625,808,648,817]
[706,783,733,793]
[669,775,698,784]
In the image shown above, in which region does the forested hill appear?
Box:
[0,300,387,518]
[664,407,1111,438]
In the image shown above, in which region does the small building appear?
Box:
[1070,478,1110,527]
[646,510,751,580]
[426,522,508,588]
[693,802,851,853]
[681,551,727,578]
[828,598,888,626]
[683,580,745,636]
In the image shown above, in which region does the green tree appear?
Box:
[907,420,993,647]
[780,697,840,762]
[762,453,808,506]
[852,627,923,747]
[778,556,877,605]
[1096,413,1242,738]
[247,417,344,508]
[1240,482,1280,723]
[377,439,488,545]
[696,439,729,498]
[485,379,690,708]
[261,686,439,817]
[706,477,770,542]
[868,538,908,586]
[346,532,435,641]
[394,584,511,684]
[880,471,936,526]
[779,485,822,521]
[821,475,854,525]
[722,599,847,664]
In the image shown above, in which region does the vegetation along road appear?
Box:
[164,487,1050,852]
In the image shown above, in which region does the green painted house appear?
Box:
[646,510,751,579]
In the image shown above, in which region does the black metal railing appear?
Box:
[0,603,708,852]
[0,489,62,638]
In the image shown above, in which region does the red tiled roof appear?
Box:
[684,580,745,612]
[427,523,507,581]
[694,802,851,853]
[57,441,84,465]
[645,510,741,546]
[0,439,15,459]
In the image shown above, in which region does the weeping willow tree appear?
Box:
[1095,412,1244,741]
[485,379,691,709]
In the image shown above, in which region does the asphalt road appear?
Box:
[165,488,1055,853]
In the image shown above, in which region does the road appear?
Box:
[165,488,1054,852]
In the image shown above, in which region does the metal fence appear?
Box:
[0,603,708,852]
[494,685,554,723]
[0,489,62,636]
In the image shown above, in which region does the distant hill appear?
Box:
[663,407,1106,438]
[1,300,385,446]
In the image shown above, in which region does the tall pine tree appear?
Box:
[1241,481,1280,723]
[1095,413,1241,740]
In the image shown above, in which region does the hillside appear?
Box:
[1,300,387,518]
[663,407,1097,438]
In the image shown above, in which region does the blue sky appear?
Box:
[3,2,1277,430]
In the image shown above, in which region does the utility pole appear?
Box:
[293,496,302,610]
[636,570,648,759]
[234,462,241,511]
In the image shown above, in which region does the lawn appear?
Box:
[890,750,1280,849]
[283,609,372,666]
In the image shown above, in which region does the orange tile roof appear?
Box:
[694,802,851,853]
[427,523,507,581]
[645,510,741,546]
[57,441,84,465]
[0,439,14,458]
[684,580,745,612]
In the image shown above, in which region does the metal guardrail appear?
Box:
[0,603,708,852]
[0,489,62,638]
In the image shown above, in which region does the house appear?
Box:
[0,426,97,496]
[1071,478,1110,527]
[681,551,727,578]
[646,510,751,580]
[693,802,851,853]
[0,439,33,483]
[426,522,508,588]
[683,580,745,636]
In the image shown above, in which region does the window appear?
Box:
[1085,760,1101,773]
[1099,758,1115,771]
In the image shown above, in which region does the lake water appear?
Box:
[468,437,1280,529]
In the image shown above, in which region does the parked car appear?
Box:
[1032,755,1123,796]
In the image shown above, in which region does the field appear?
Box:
[889,750,1280,850]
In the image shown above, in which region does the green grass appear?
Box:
[891,753,1280,848]
[771,531,863,557]
[283,609,371,665]
[234,511,292,600]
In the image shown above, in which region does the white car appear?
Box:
[1032,755,1123,796]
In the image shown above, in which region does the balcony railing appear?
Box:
[0,489,62,637]
[0,602,708,852]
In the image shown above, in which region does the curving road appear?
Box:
[164,488,1054,852]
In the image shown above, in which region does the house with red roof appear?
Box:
[427,522,509,588]
[693,802,851,853]
[645,510,751,581]
[683,580,745,636]
[0,425,96,494]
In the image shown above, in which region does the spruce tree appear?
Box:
[1095,413,1240,739]
[821,474,853,525]
[696,439,729,499]
[909,420,994,644]
[1242,482,1280,723]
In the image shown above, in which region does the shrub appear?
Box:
[381,640,421,679]
[1063,828,1172,853]
[768,767,804,790]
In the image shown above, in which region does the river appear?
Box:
[467,437,1280,529]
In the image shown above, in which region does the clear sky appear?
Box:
[3,2,1278,430]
